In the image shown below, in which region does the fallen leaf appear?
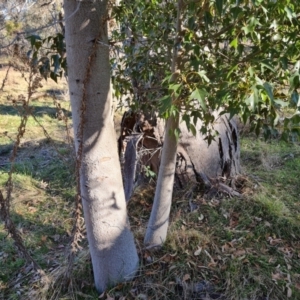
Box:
[268,257,277,264]
[183,274,190,281]
[287,285,292,298]
[229,212,240,228]
[264,221,272,227]
[278,247,293,258]
[234,249,246,257]
[295,282,300,291]
[194,247,202,256]
[272,272,284,282]
[162,253,175,263]
[267,237,282,245]
[198,214,204,221]
[28,206,37,213]
[41,235,47,242]
[222,243,231,252]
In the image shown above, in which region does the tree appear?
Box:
[0,0,62,50]
[63,0,138,293]
[112,0,300,247]
[143,0,182,247]
[19,0,300,292]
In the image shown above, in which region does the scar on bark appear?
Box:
[119,111,242,201]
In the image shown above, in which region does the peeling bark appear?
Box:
[119,112,241,200]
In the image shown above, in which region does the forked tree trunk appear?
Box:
[64,0,138,293]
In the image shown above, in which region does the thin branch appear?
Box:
[0,1,81,49]
[0,63,11,91]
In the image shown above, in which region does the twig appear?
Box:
[0,63,11,92]
[0,2,81,49]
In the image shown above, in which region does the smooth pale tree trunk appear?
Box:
[64,0,138,293]
[144,0,182,247]
[144,115,179,246]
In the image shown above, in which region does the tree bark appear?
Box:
[144,0,182,247]
[64,0,138,293]
[144,115,179,246]
[120,112,241,198]
[175,112,241,187]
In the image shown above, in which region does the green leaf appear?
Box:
[255,76,264,87]
[291,90,299,106]
[248,67,255,77]
[230,7,242,20]
[274,99,288,108]
[182,114,190,129]
[159,95,172,114]
[242,25,251,35]
[189,88,207,111]
[51,54,60,74]
[289,74,300,90]
[246,90,259,111]
[260,62,275,73]
[198,70,210,83]
[35,40,42,51]
[227,65,238,78]
[204,11,212,28]
[169,83,182,93]
[50,71,58,83]
[285,6,295,23]
[263,82,274,103]
[26,34,42,47]
[230,38,238,50]
[294,61,300,73]
[189,123,197,136]
[280,57,288,70]
[215,0,223,16]
[191,111,201,126]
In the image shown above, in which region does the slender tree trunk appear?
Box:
[64,0,138,293]
[144,0,182,247]
[144,115,179,246]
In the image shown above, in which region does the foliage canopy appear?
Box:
[25,1,300,141]
[110,0,300,141]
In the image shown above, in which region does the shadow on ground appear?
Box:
[0,103,71,118]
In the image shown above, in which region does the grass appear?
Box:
[1,61,300,299]
[0,61,75,299]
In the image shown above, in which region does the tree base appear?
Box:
[118,111,241,202]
